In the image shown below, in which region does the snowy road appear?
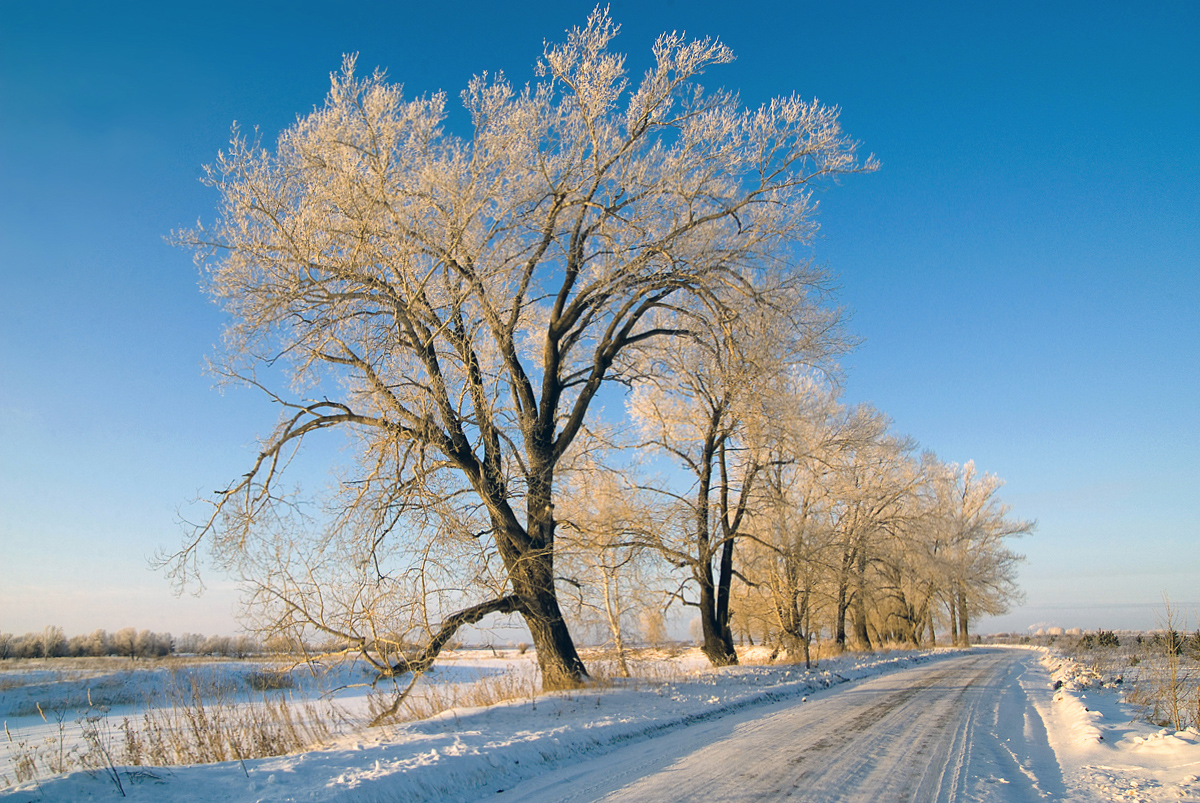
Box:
[480,650,1064,802]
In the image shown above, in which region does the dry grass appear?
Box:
[2,674,354,788]
[1124,655,1200,732]
[582,650,692,685]
[4,647,708,788]
[367,670,541,726]
[366,647,697,728]
[731,639,848,667]
[1057,633,1200,732]
[127,675,352,766]
[244,669,296,692]
[0,655,201,674]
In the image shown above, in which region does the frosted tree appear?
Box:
[168,8,874,688]
[861,452,946,647]
[824,411,922,651]
[737,381,849,666]
[929,460,1031,645]
[556,459,669,677]
[626,289,846,666]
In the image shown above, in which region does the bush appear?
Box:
[245,670,295,691]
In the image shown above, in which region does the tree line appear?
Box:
[166,9,1030,689]
[556,381,1031,670]
[0,628,265,659]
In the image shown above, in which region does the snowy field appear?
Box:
[4,645,1200,801]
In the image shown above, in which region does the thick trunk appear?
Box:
[956,589,970,645]
[773,593,800,656]
[891,586,919,647]
[852,604,871,649]
[852,553,872,650]
[834,582,849,651]
[910,591,932,647]
[510,547,588,688]
[693,432,737,668]
[923,585,937,643]
[948,594,958,647]
[494,470,588,689]
[772,578,811,665]
[714,440,740,656]
[715,536,736,650]
[698,572,738,666]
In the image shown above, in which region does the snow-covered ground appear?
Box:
[4,645,1200,801]
[1037,647,1200,801]
[0,652,519,787]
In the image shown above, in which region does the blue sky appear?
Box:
[1,1,1196,637]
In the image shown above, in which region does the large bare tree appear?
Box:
[168,9,874,689]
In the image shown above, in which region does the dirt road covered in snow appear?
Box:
[481,650,1064,802]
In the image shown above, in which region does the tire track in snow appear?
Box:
[481,649,1066,802]
[771,656,1001,801]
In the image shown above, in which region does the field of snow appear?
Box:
[0,651,524,787]
[5,645,1200,801]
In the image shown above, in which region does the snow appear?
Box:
[5,645,1200,801]
[1034,647,1200,801]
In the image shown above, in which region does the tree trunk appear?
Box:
[602,566,631,678]
[698,572,738,666]
[834,581,849,651]
[784,595,813,667]
[772,585,804,660]
[498,477,588,689]
[909,599,926,647]
[948,594,958,647]
[714,440,741,660]
[956,589,970,646]
[715,535,736,653]
[852,553,872,650]
[510,549,588,688]
[693,435,737,667]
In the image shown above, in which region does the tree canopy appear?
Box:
[170,8,875,689]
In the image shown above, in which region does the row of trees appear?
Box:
[555,379,1030,670]
[0,629,263,659]
[167,9,1029,689]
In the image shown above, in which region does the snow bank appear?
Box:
[1034,647,1200,802]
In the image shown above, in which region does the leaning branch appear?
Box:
[389,594,524,677]
[368,594,525,728]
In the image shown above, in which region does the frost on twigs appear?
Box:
[167,6,874,693]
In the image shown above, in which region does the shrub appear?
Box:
[245,670,295,691]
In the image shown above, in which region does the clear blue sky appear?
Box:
[1,1,1196,637]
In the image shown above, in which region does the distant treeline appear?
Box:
[0,627,268,659]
